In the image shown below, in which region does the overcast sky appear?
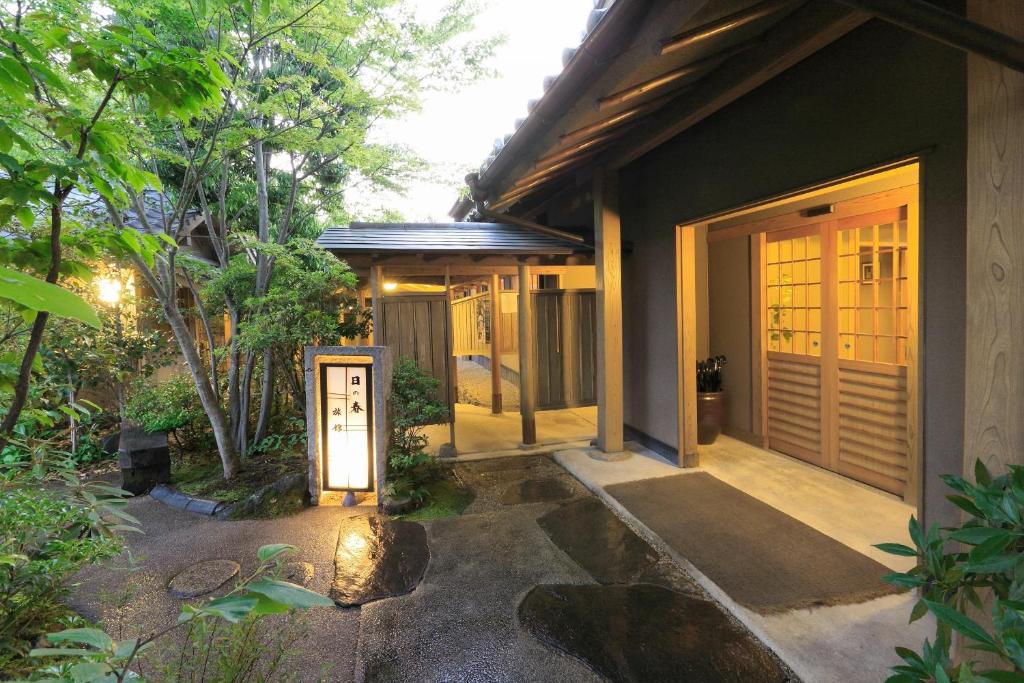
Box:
[347,0,594,223]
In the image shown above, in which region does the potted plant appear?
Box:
[696,355,727,445]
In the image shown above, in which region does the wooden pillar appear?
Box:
[445,266,457,448]
[594,171,624,453]
[369,265,383,346]
[964,0,1024,477]
[518,264,537,444]
[490,273,503,414]
[750,233,769,447]
[677,226,699,466]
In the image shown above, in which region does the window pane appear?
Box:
[808,332,821,356]
[807,258,821,283]
[780,240,792,262]
[768,286,780,306]
[878,223,894,244]
[878,308,895,335]
[859,225,873,245]
[781,331,792,353]
[793,260,807,284]
[794,308,807,331]
[793,332,807,355]
[856,335,874,361]
[780,262,793,284]
[839,308,855,333]
[793,285,806,307]
[898,220,908,247]
[781,286,793,307]
[858,308,874,334]
[839,230,854,255]
[877,337,896,364]
[809,284,821,307]
[767,241,779,263]
[808,234,821,258]
[838,282,855,307]
[898,308,909,336]
[780,308,793,331]
[793,237,806,260]
[879,250,894,279]
[879,279,894,307]
[767,263,779,286]
[808,308,821,332]
[840,334,855,359]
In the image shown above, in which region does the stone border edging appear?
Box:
[150,483,227,516]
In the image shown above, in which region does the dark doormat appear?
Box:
[604,473,902,613]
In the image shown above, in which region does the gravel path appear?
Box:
[456,357,520,410]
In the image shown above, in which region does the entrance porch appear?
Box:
[554,435,926,683]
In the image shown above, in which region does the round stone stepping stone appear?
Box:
[537,498,657,584]
[330,516,428,607]
[500,477,574,505]
[519,584,787,682]
[168,560,240,598]
[281,561,315,586]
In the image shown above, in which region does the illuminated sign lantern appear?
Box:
[321,363,373,492]
[305,346,390,507]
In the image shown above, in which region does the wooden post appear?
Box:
[518,264,537,444]
[490,272,503,414]
[369,265,383,346]
[445,266,457,449]
[964,1,1024,477]
[594,171,624,453]
[750,233,769,446]
[677,226,699,466]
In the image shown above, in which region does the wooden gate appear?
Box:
[379,295,453,413]
[534,289,597,410]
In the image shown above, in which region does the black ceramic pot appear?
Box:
[696,391,727,445]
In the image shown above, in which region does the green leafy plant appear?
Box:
[124,375,209,451]
[878,459,1024,682]
[696,355,727,393]
[385,358,448,505]
[27,544,333,682]
[0,448,136,675]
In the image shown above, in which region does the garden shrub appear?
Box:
[879,459,1024,681]
[125,374,209,451]
[385,358,448,505]
[0,454,132,677]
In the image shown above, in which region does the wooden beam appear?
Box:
[659,0,798,55]
[838,0,1024,73]
[518,265,537,444]
[594,171,624,454]
[606,2,869,170]
[596,43,752,110]
[479,208,586,244]
[677,226,698,466]
[964,1,1024,477]
[369,264,383,346]
[490,273,503,415]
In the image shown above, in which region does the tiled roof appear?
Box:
[317,222,587,255]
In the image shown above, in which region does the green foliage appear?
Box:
[26,544,332,682]
[385,358,448,505]
[397,474,474,522]
[879,460,1024,682]
[124,374,208,450]
[0,452,136,676]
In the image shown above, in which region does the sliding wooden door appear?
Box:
[761,193,917,496]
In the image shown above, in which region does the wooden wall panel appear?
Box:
[380,295,452,416]
[965,1,1024,477]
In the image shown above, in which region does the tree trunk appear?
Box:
[226,304,241,437]
[164,301,241,479]
[236,350,256,455]
[253,350,273,445]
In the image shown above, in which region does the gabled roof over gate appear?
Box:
[316,222,589,256]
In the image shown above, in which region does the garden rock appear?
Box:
[168,559,240,598]
[331,515,428,606]
[118,425,170,495]
[281,561,315,586]
[223,472,309,519]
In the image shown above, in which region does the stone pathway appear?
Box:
[456,357,521,410]
[73,455,794,682]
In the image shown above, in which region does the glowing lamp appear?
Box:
[382,281,398,292]
[320,363,373,493]
[96,277,122,305]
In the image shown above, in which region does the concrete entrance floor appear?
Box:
[423,403,597,457]
[554,435,933,683]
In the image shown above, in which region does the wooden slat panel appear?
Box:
[381,295,452,417]
[767,356,822,465]
[837,364,908,493]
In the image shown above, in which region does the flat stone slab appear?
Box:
[538,498,657,584]
[168,560,240,598]
[331,516,428,607]
[500,477,575,505]
[281,561,315,586]
[519,584,788,683]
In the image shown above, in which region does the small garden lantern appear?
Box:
[305,346,391,507]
